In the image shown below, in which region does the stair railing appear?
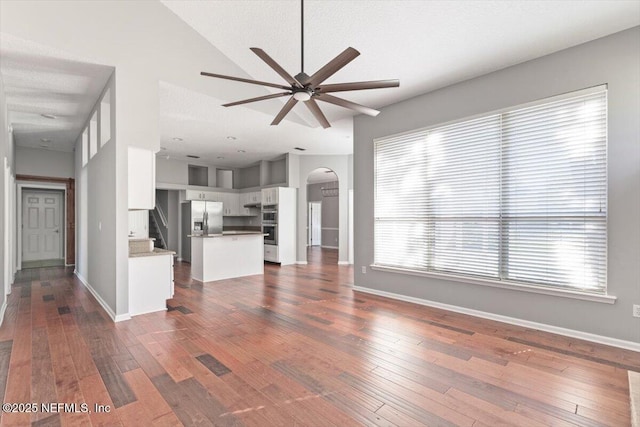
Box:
[150,209,168,250]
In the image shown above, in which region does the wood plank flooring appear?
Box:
[0,248,637,426]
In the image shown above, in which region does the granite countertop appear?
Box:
[129,248,176,258]
[189,231,266,238]
[129,237,156,241]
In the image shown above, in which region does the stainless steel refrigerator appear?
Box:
[181,201,223,262]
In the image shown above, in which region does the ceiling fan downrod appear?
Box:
[301,0,304,74]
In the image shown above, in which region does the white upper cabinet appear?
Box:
[239,192,260,216]
[261,187,278,205]
[128,147,156,210]
[185,190,220,201]
[220,193,240,216]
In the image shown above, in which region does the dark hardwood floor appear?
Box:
[307,246,338,265]
[0,253,637,426]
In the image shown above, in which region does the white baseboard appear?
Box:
[295,261,308,265]
[0,300,7,328]
[337,261,350,266]
[115,313,132,322]
[321,245,339,249]
[75,271,130,323]
[353,286,640,352]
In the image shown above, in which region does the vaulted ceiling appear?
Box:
[1,1,639,167]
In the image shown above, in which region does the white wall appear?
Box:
[74,72,125,320]
[0,76,17,325]
[354,27,640,344]
[15,146,74,178]
[297,155,350,263]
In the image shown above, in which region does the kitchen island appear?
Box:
[190,231,264,282]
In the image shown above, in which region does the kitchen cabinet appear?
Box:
[248,191,261,204]
[185,190,220,201]
[128,147,155,209]
[261,187,278,205]
[264,244,278,263]
[219,192,243,216]
[239,192,260,216]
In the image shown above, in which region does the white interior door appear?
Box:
[22,191,63,262]
[308,202,322,246]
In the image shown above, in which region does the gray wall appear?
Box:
[156,157,217,187]
[235,164,260,189]
[167,190,180,253]
[307,181,339,248]
[15,146,74,178]
[354,27,640,342]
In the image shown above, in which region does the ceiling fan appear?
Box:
[200,0,399,129]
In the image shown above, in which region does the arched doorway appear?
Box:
[306,167,339,264]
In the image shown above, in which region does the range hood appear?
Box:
[244,202,261,208]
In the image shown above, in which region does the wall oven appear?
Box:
[262,205,277,223]
[263,224,277,245]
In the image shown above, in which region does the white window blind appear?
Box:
[374,87,607,294]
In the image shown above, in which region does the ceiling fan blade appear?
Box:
[305,98,331,129]
[316,93,380,117]
[250,48,302,87]
[222,92,291,107]
[200,71,291,90]
[271,97,298,126]
[317,79,400,93]
[306,47,360,87]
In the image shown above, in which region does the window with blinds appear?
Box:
[374,87,607,294]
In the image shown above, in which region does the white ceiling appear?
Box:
[0,33,113,152]
[159,0,640,166]
[158,81,353,167]
[1,1,638,166]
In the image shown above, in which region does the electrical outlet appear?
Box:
[361,266,366,274]
[633,305,640,318]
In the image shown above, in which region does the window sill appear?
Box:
[369,265,616,304]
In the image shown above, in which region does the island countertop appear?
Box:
[129,248,176,258]
[189,231,266,237]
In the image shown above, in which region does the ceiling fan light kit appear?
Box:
[201,0,398,128]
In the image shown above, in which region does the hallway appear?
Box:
[0,263,636,426]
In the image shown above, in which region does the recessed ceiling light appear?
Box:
[172,137,183,142]
[237,150,246,153]
[40,138,51,143]
[226,136,236,140]
[41,114,57,119]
